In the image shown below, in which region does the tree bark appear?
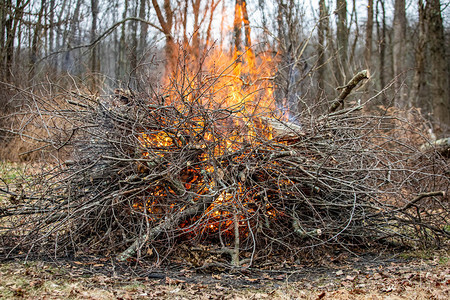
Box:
[411,0,428,113]
[30,0,47,80]
[138,0,147,57]
[90,0,99,89]
[376,0,387,105]
[233,0,244,58]
[365,0,373,68]
[336,0,348,84]
[118,0,128,80]
[192,0,201,61]
[241,0,254,68]
[151,0,177,75]
[426,0,450,136]
[393,0,407,107]
[317,0,327,93]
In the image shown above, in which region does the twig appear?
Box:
[328,70,369,113]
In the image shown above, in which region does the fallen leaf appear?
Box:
[169,287,181,293]
[165,277,185,285]
[336,270,344,276]
[316,291,326,299]
[346,275,356,281]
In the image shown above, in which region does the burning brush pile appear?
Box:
[0,60,449,268]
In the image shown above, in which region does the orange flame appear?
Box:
[134,25,289,237]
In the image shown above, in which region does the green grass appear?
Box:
[0,161,27,184]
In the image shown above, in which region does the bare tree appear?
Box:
[233,0,254,66]
[1,0,29,81]
[151,0,177,74]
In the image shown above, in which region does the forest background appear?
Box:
[0,0,449,161]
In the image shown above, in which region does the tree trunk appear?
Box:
[1,0,12,81]
[138,0,147,57]
[151,0,177,75]
[233,0,244,58]
[392,0,406,107]
[410,0,429,113]
[241,0,254,68]
[30,0,47,80]
[90,0,99,90]
[192,0,201,61]
[336,0,348,84]
[64,0,82,73]
[365,0,373,68]
[205,0,219,49]
[376,0,387,105]
[118,0,128,80]
[2,0,27,81]
[130,1,138,86]
[49,0,55,68]
[317,0,326,93]
[426,0,450,136]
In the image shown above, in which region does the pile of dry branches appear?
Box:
[0,69,448,267]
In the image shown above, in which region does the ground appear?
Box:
[0,250,448,299]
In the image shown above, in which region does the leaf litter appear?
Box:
[0,250,449,299]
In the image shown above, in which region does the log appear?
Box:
[260,117,305,142]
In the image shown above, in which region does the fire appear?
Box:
[133,29,288,238]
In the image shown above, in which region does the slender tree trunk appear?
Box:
[348,0,359,68]
[90,0,99,90]
[49,0,55,68]
[118,0,128,79]
[138,0,147,57]
[1,0,12,81]
[233,0,243,58]
[376,0,386,103]
[233,0,253,68]
[426,0,450,136]
[241,0,254,68]
[130,1,138,85]
[393,0,407,107]
[317,0,326,93]
[55,0,67,72]
[411,0,428,113]
[365,0,373,68]
[182,1,188,48]
[2,0,27,81]
[205,0,219,49]
[192,0,201,61]
[336,0,348,84]
[151,0,176,75]
[64,0,82,72]
[30,0,47,79]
